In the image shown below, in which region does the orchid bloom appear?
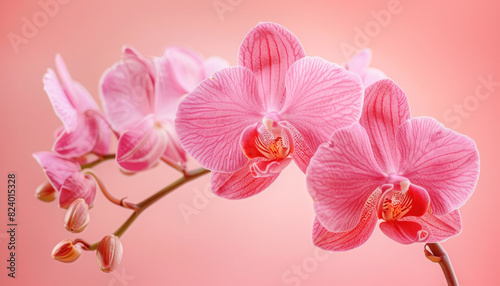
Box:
[100,46,228,172]
[345,48,387,88]
[33,151,96,208]
[307,79,479,250]
[43,54,111,158]
[175,22,364,199]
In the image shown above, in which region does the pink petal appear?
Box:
[361,67,387,87]
[379,220,427,244]
[360,79,410,174]
[33,151,80,191]
[53,112,111,157]
[59,172,97,208]
[377,183,430,219]
[400,210,462,243]
[175,67,264,172]
[211,159,280,199]
[153,55,186,123]
[250,158,292,177]
[161,124,188,168]
[238,22,305,111]
[163,47,205,93]
[281,57,364,152]
[313,190,380,251]
[100,52,155,132]
[116,115,167,172]
[122,46,156,77]
[345,48,371,75]
[203,56,230,76]
[43,68,78,132]
[396,117,480,215]
[280,121,314,173]
[307,123,386,232]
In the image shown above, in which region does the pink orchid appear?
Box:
[307,79,479,250]
[43,54,111,158]
[345,48,387,87]
[100,46,228,172]
[33,151,96,208]
[176,22,364,199]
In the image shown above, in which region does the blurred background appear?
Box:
[1,0,499,285]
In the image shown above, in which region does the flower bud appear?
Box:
[96,235,123,273]
[64,198,90,233]
[35,182,57,202]
[51,239,82,263]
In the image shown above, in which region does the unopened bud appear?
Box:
[52,239,82,263]
[35,182,57,202]
[96,235,123,273]
[64,198,90,233]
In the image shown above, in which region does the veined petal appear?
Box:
[211,159,280,199]
[399,209,462,243]
[379,220,427,244]
[279,121,314,173]
[175,67,264,172]
[307,123,386,232]
[100,51,155,131]
[161,124,187,168]
[361,67,386,88]
[116,115,167,172]
[238,22,305,111]
[89,111,113,156]
[360,79,410,173]
[33,151,80,191]
[153,55,186,122]
[43,68,78,132]
[53,115,95,157]
[313,190,380,251]
[59,172,97,208]
[396,117,480,215]
[281,57,364,152]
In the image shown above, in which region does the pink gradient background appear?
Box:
[1,0,499,285]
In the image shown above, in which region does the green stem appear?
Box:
[81,154,116,169]
[88,167,210,250]
[425,243,458,286]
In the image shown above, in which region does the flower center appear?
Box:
[380,191,413,221]
[256,136,289,160]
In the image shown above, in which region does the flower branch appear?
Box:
[425,243,458,286]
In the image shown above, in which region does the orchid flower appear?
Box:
[307,79,479,250]
[345,48,387,88]
[175,22,364,199]
[100,46,228,172]
[43,54,112,158]
[33,151,97,208]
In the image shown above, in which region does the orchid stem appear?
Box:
[88,167,210,251]
[82,169,139,211]
[81,154,116,169]
[424,243,458,286]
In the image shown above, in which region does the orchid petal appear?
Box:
[362,67,387,87]
[33,151,80,191]
[396,117,480,215]
[203,56,230,76]
[345,48,371,74]
[116,115,167,172]
[238,22,305,111]
[313,190,380,251]
[53,115,95,157]
[175,67,264,172]
[43,68,78,132]
[400,209,462,243]
[164,47,205,93]
[100,53,155,131]
[379,220,426,244]
[250,158,292,177]
[211,159,280,199]
[59,172,96,208]
[307,123,386,232]
[153,55,186,122]
[282,57,364,152]
[360,79,410,174]
[280,121,314,173]
[161,124,187,168]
